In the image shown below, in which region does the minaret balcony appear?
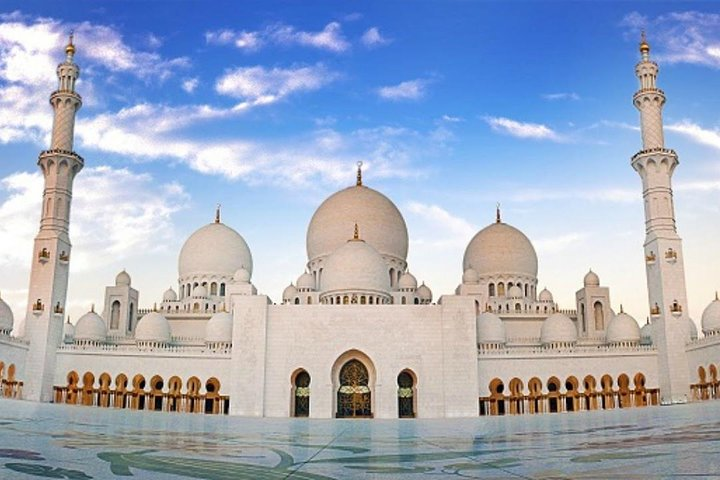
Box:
[650,303,661,317]
[665,248,677,264]
[631,147,677,163]
[32,300,44,315]
[38,248,50,263]
[53,303,64,315]
[645,251,656,265]
[670,301,683,316]
[38,149,84,165]
[59,251,70,264]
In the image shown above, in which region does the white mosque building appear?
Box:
[1,35,719,418]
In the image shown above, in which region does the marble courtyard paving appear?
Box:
[0,398,719,479]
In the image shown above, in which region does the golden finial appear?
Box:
[715,291,719,301]
[496,202,501,223]
[215,204,221,223]
[91,303,95,313]
[356,161,363,186]
[639,30,650,56]
[353,222,360,240]
[66,30,76,56]
[620,304,624,313]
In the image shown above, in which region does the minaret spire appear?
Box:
[356,161,363,186]
[215,203,221,223]
[23,39,84,402]
[631,33,690,404]
[496,202,501,223]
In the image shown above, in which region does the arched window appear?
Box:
[524,284,528,297]
[220,283,226,296]
[414,298,419,305]
[128,303,135,332]
[515,303,521,313]
[369,297,374,305]
[294,298,300,305]
[489,283,495,297]
[294,371,311,417]
[498,282,505,296]
[594,301,604,330]
[343,296,349,305]
[110,300,121,329]
[210,282,218,295]
[360,296,366,305]
[401,296,407,305]
[397,371,415,418]
[307,296,312,304]
[337,360,371,418]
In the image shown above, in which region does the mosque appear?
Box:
[0,35,719,419]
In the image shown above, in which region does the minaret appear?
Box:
[23,35,84,402]
[631,33,690,404]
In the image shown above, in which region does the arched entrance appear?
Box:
[397,370,415,418]
[293,370,311,417]
[336,360,372,418]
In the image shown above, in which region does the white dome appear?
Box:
[538,287,553,302]
[62,319,75,341]
[584,270,600,287]
[116,270,131,287]
[162,287,177,302]
[417,283,432,302]
[297,272,315,291]
[701,294,720,334]
[463,221,538,279]
[179,222,253,279]
[541,313,577,345]
[321,238,391,294]
[135,311,171,343]
[640,321,653,345]
[606,311,641,344]
[192,285,208,298]
[0,295,13,332]
[75,310,106,342]
[205,311,233,343]
[477,312,506,344]
[462,268,479,284]
[233,267,251,284]
[508,285,523,299]
[688,318,698,341]
[399,271,418,290]
[307,184,408,263]
[283,283,297,302]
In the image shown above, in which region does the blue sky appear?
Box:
[0,1,719,329]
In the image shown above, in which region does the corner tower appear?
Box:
[631,34,690,404]
[24,35,84,401]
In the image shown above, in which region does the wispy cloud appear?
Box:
[377,79,428,101]
[361,27,391,47]
[205,22,350,52]
[484,116,562,141]
[181,77,199,93]
[666,120,720,150]
[406,202,477,248]
[542,92,580,101]
[534,233,588,255]
[621,11,720,68]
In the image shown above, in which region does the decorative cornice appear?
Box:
[631,147,677,163]
[38,149,84,164]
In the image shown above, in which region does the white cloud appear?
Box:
[181,77,199,93]
[534,233,588,255]
[0,166,188,271]
[377,79,428,101]
[361,27,391,47]
[441,115,462,123]
[205,22,350,52]
[406,202,477,244]
[215,64,337,103]
[542,92,580,101]
[484,116,562,141]
[621,11,720,68]
[666,120,720,150]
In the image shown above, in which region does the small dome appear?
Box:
[162,287,177,302]
[462,268,479,284]
[477,312,505,344]
[606,311,641,344]
[179,221,253,280]
[584,270,600,287]
[538,287,553,303]
[307,184,408,264]
[417,283,432,303]
[701,294,720,334]
[116,270,131,287]
[234,267,251,284]
[540,313,577,345]
[135,311,171,343]
[640,321,653,345]
[62,319,75,341]
[508,285,523,299]
[75,310,106,342]
[688,318,698,341]
[192,285,208,298]
[283,283,297,302]
[0,294,14,332]
[399,271,418,290]
[205,311,233,343]
[297,272,315,291]
[463,221,538,279]
[321,237,391,295]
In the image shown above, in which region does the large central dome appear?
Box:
[179,221,253,279]
[463,221,538,278]
[307,184,408,263]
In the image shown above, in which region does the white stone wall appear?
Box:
[0,337,28,380]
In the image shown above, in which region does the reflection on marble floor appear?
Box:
[1,398,719,479]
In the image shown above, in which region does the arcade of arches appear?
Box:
[691,363,720,401]
[53,372,229,414]
[0,361,21,398]
[479,373,659,415]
